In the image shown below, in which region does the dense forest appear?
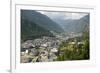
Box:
[21,19,54,42]
[57,29,89,61]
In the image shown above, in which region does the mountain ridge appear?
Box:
[21,10,64,33]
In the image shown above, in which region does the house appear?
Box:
[78,42,84,45]
[51,48,58,53]
[48,53,57,61]
[41,43,48,47]
[30,49,39,56]
[68,42,76,45]
[21,40,35,54]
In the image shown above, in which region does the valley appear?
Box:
[20,10,89,63]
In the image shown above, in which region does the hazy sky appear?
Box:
[37,11,88,20]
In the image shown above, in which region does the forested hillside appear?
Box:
[21,19,54,42]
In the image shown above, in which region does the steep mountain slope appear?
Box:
[21,19,54,42]
[54,14,89,33]
[21,10,64,33]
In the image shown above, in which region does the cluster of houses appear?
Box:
[21,35,84,63]
[21,36,61,63]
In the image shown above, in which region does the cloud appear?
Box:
[37,11,88,20]
[71,13,88,19]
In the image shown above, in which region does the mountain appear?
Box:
[21,10,66,42]
[21,10,64,33]
[21,19,54,42]
[21,10,89,42]
[54,14,89,33]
